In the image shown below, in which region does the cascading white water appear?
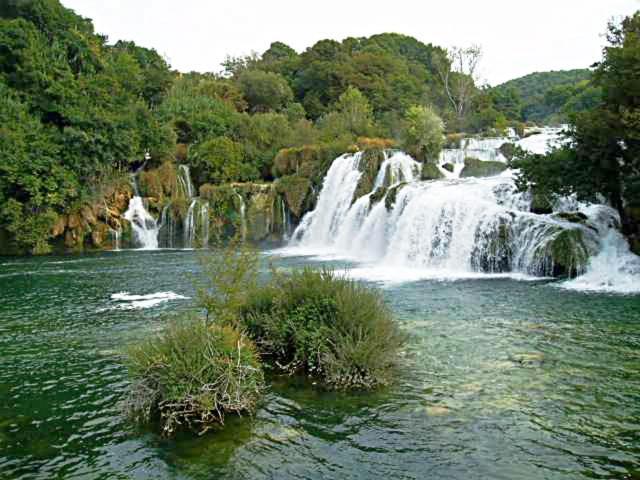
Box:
[124,196,159,250]
[285,137,640,293]
[438,126,568,179]
[184,199,197,248]
[200,202,210,247]
[178,165,195,199]
[291,153,364,247]
[236,193,248,241]
[109,228,121,251]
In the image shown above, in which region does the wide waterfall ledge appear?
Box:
[277,140,640,294]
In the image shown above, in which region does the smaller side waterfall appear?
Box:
[124,196,159,250]
[109,228,121,251]
[200,202,210,247]
[236,193,248,241]
[178,165,195,199]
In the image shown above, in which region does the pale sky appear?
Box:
[61,0,639,86]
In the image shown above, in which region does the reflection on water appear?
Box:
[0,250,639,479]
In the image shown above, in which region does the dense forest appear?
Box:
[0,0,635,255]
[491,69,600,124]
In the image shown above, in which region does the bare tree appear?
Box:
[434,45,483,122]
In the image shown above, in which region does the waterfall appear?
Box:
[281,197,291,241]
[124,196,159,250]
[177,165,195,199]
[200,202,210,247]
[184,199,197,248]
[285,139,640,292]
[236,193,247,240]
[438,126,567,179]
[109,228,121,251]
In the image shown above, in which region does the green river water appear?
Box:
[1,250,639,479]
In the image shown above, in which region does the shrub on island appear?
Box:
[235,268,405,390]
[124,315,264,436]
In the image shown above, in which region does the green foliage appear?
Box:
[492,69,595,123]
[191,137,258,185]
[514,12,640,240]
[124,315,264,436]
[196,238,262,325]
[400,105,445,162]
[0,1,175,252]
[238,69,294,113]
[237,268,405,389]
[158,76,239,144]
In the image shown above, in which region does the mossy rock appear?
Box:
[546,229,589,278]
[273,145,322,178]
[421,162,444,181]
[139,170,163,204]
[530,190,553,215]
[385,183,408,211]
[442,163,454,173]
[460,157,507,178]
[246,192,275,241]
[199,184,241,239]
[91,222,111,248]
[352,148,386,201]
[369,186,388,206]
[64,228,85,251]
[51,215,66,237]
[275,175,313,219]
[498,143,517,162]
[473,221,512,272]
[554,212,588,224]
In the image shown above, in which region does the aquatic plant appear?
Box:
[124,315,264,436]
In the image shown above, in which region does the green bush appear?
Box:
[238,268,405,390]
[124,315,264,436]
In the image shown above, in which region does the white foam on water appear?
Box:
[560,229,640,294]
[106,291,189,310]
[343,266,545,285]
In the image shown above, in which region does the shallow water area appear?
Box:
[1,249,639,479]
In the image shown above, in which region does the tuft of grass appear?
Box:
[124,315,264,436]
[238,268,405,390]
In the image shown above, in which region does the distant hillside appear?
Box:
[492,69,600,124]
